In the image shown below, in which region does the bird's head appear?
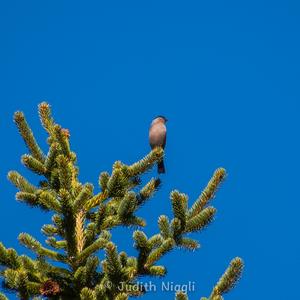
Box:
[153,115,168,124]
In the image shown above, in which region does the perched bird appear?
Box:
[149,116,167,173]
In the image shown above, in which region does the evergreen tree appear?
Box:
[0,103,244,300]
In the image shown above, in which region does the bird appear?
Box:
[149,116,167,173]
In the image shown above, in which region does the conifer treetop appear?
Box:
[0,103,244,300]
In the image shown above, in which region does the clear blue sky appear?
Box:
[0,1,299,299]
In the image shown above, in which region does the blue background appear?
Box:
[0,1,299,299]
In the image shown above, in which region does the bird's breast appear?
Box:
[149,124,166,148]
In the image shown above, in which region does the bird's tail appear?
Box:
[157,160,165,174]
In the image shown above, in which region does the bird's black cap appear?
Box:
[155,115,168,122]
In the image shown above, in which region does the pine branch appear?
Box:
[127,148,164,176]
[76,237,109,264]
[133,230,149,250]
[80,287,95,300]
[16,189,61,213]
[210,257,244,298]
[189,168,226,218]
[115,293,129,300]
[21,154,47,175]
[15,191,39,208]
[18,233,67,263]
[147,265,166,276]
[0,242,20,269]
[84,192,108,211]
[53,125,72,159]
[3,269,41,298]
[0,292,8,300]
[176,291,189,300]
[46,237,67,250]
[13,111,45,162]
[118,192,138,220]
[35,256,71,279]
[37,190,61,212]
[148,234,164,248]
[58,189,77,258]
[176,237,200,250]
[38,102,55,134]
[158,215,171,239]
[56,155,74,191]
[103,242,122,280]
[185,206,216,233]
[75,210,86,254]
[137,178,161,205]
[144,238,174,268]
[170,190,188,231]
[74,184,93,212]
[99,172,110,191]
[41,224,59,236]
[44,142,59,171]
[106,169,126,197]
[8,171,37,193]
[74,256,99,289]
